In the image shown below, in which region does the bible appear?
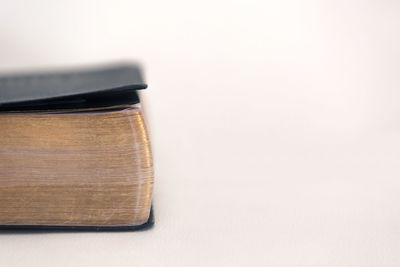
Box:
[0,64,154,230]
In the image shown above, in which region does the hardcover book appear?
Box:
[0,64,154,230]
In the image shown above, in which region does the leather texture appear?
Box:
[0,63,147,110]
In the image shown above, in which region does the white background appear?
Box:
[1,0,400,266]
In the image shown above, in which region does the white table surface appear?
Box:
[1,0,400,266]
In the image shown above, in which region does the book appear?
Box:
[0,64,154,230]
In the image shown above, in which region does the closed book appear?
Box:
[0,64,154,231]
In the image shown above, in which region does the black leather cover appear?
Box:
[0,207,154,232]
[0,63,147,111]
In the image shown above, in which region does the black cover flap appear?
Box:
[0,63,147,111]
